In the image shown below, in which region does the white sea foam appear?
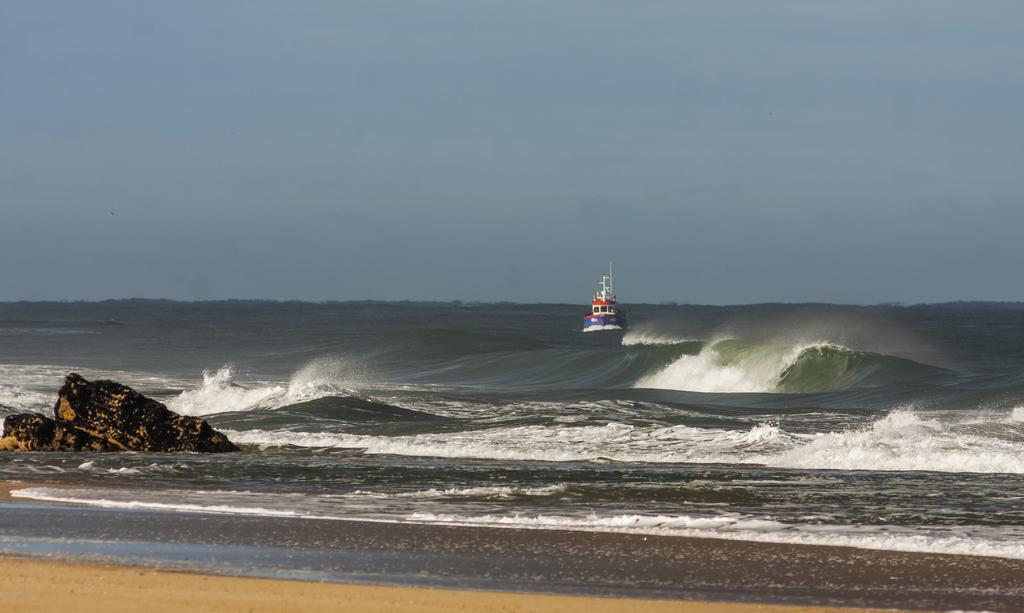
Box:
[166,367,284,415]
[167,358,360,416]
[621,331,696,346]
[765,410,1024,474]
[582,324,623,332]
[634,339,819,393]
[225,408,1024,475]
[0,365,69,413]
[223,419,798,466]
[223,420,795,463]
[10,487,312,518]
[347,484,568,499]
[0,385,53,414]
[74,460,182,476]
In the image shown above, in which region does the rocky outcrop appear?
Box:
[0,412,117,451]
[0,373,238,453]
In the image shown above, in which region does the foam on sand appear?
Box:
[407,511,1024,560]
[12,486,1024,560]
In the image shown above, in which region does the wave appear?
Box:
[223,408,1024,474]
[167,358,360,416]
[0,364,77,413]
[767,410,1024,473]
[776,345,936,393]
[634,339,801,393]
[0,385,52,415]
[221,421,791,465]
[634,339,937,394]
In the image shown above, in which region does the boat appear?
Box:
[582,263,627,332]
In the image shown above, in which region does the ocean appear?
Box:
[2,300,1024,562]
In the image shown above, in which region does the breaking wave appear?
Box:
[768,409,1024,473]
[167,358,360,416]
[222,420,795,462]
[0,384,52,414]
[635,339,937,393]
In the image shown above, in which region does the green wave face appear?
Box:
[776,345,936,393]
[707,339,782,367]
[633,339,942,394]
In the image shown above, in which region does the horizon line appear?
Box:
[0,298,1022,309]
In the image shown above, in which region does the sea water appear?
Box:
[2,300,1023,559]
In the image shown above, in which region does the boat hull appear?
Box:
[582,313,627,332]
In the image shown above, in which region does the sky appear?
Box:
[2,1,1023,304]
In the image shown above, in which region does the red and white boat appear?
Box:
[582,263,627,332]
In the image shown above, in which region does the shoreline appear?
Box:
[3,481,1024,611]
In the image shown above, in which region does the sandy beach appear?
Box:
[3,481,1024,611]
[0,485,899,613]
[3,479,877,612]
[2,555,893,613]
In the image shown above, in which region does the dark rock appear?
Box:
[55,373,239,452]
[0,412,118,451]
[1,413,55,451]
[0,373,238,453]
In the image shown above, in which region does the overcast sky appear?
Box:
[2,1,1023,303]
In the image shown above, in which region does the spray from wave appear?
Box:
[167,358,360,416]
[621,329,698,347]
[634,339,811,393]
[634,339,937,394]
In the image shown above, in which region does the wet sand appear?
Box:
[2,481,1023,611]
[1,555,884,613]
